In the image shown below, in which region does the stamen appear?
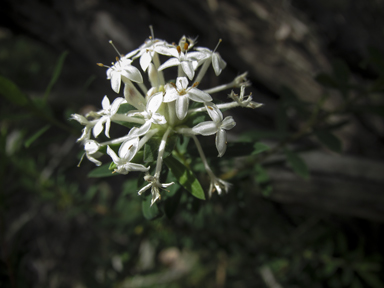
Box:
[213,39,222,53]
[109,40,122,57]
[184,42,189,51]
[207,106,213,110]
[128,145,133,149]
[176,45,181,54]
[192,82,199,88]
[149,25,154,40]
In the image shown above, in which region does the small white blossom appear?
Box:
[128,92,166,136]
[163,77,212,120]
[228,86,263,109]
[92,96,126,138]
[107,57,143,93]
[138,175,174,206]
[192,103,236,157]
[209,176,231,198]
[71,114,95,142]
[84,140,102,166]
[193,46,227,76]
[107,137,149,174]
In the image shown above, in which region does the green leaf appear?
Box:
[24,125,51,148]
[284,149,310,179]
[0,75,30,106]
[252,143,270,155]
[88,163,115,178]
[143,134,177,163]
[164,155,205,200]
[44,51,69,101]
[315,130,342,153]
[142,196,162,220]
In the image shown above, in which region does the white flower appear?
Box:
[107,57,143,93]
[138,175,174,206]
[209,176,231,198]
[134,40,170,72]
[71,114,95,142]
[157,47,200,80]
[92,96,126,138]
[84,140,102,166]
[128,92,166,137]
[228,86,263,109]
[192,103,236,157]
[193,47,227,76]
[106,137,150,174]
[163,77,212,120]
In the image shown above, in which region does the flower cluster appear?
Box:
[72,29,262,206]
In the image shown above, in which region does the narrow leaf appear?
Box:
[284,149,310,179]
[88,163,115,178]
[24,125,51,148]
[142,196,161,220]
[315,130,342,153]
[164,155,205,200]
[44,51,69,101]
[0,75,29,106]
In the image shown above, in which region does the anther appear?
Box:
[184,42,189,51]
[176,45,181,54]
[213,39,222,53]
[192,82,199,87]
[207,106,213,110]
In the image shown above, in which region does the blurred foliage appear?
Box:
[1,32,384,288]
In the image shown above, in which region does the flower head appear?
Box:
[107,57,143,93]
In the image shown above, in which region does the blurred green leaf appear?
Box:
[142,196,161,220]
[284,149,310,179]
[164,155,205,200]
[0,75,29,106]
[44,51,68,101]
[315,130,342,153]
[88,163,115,178]
[24,125,51,148]
[252,143,270,155]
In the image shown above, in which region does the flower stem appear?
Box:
[154,127,172,178]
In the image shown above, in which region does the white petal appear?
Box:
[104,118,111,138]
[126,163,150,172]
[215,129,227,157]
[110,97,126,115]
[93,118,105,138]
[221,116,236,130]
[163,89,179,103]
[107,146,120,164]
[158,58,180,71]
[84,140,100,154]
[176,77,189,90]
[101,96,111,110]
[152,113,166,124]
[129,121,151,137]
[71,114,89,125]
[192,121,218,136]
[119,137,139,161]
[206,103,223,124]
[122,65,143,83]
[140,52,153,72]
[147,92,163,114]
[154,46,178,57]
[175,96,189,120]
[110,72,121,93]
[188,88,212,102]
[212,53,227,76]
[138,183,152,195]
[181,61,195,80]
[124,84,147,110]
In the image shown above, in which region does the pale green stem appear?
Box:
[111,114,145,124]
[154,127,172,178]
[153,53,165,85]
[191,135,215,179]
[137,128,158,151]
[174,127,196,136]
[138,82,148,96]
[188,102,240,114]
[194,59,211,86]
[178,65,185,78]
[166,102,177,127]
